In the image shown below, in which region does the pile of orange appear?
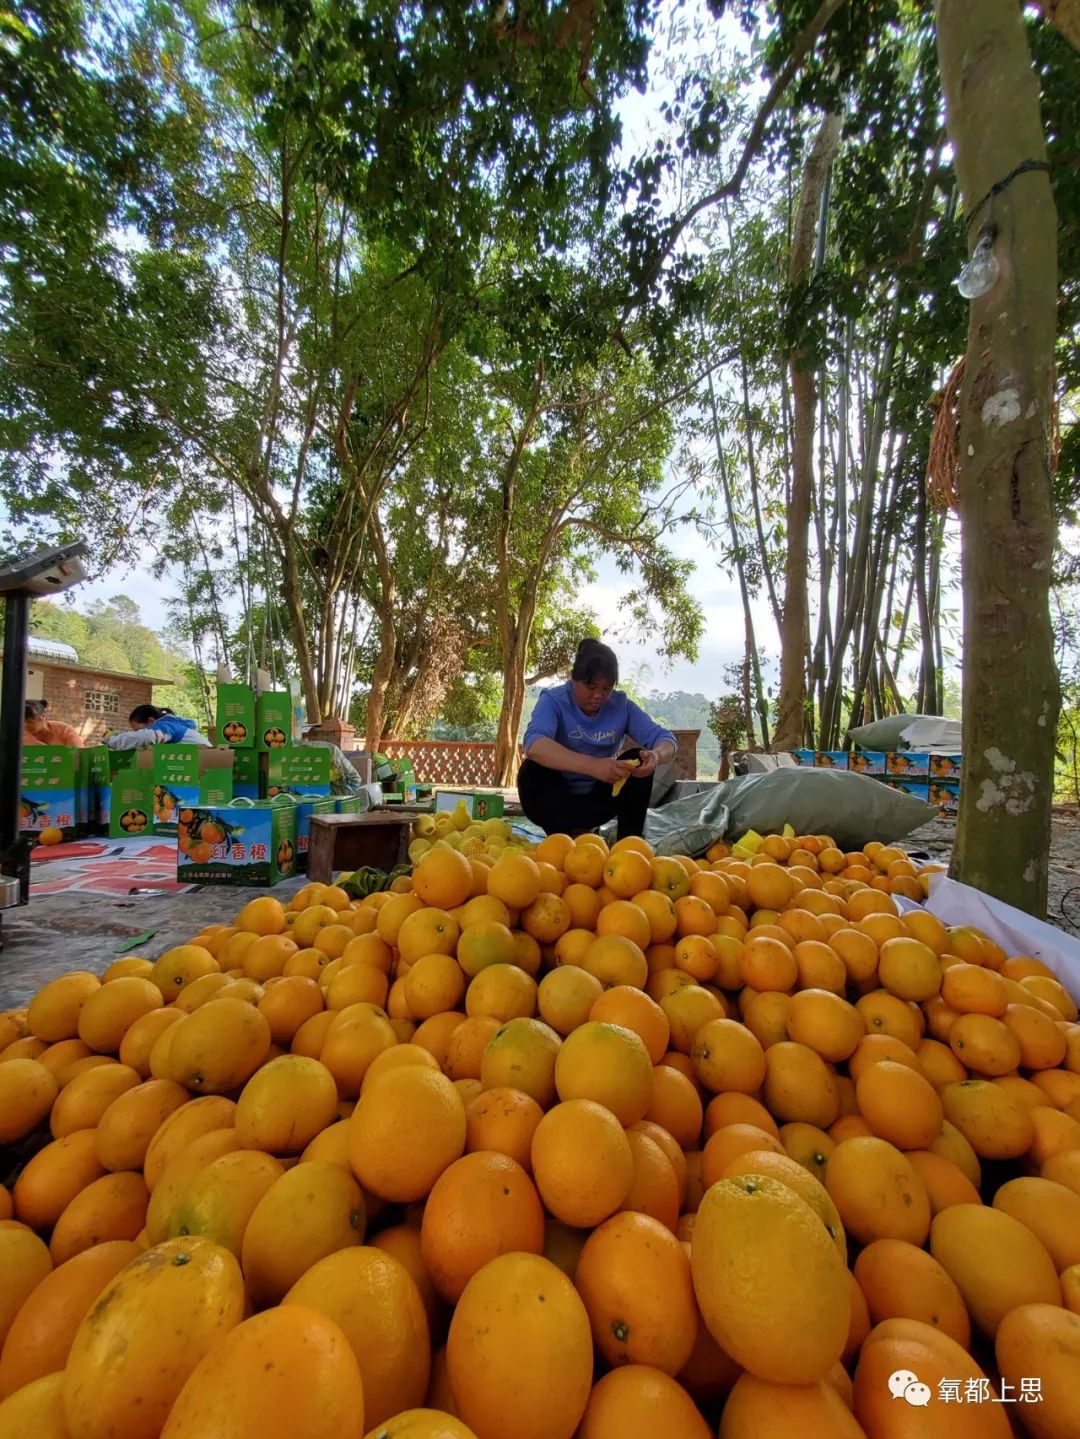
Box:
[2,828,1080,1438]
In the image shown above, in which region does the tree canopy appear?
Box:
[1,0,1078,911]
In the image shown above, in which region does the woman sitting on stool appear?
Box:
[518,638,677,841]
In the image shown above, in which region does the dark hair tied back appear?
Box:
[571,638,618,687]
[128,704,175,724]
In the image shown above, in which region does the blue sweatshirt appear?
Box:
[523,681,677,794]
[105,714,210,750]
[150,714,202,744]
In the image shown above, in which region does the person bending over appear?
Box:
[105,704,211,750]
[23,699,82,747]
[518,638,677,840]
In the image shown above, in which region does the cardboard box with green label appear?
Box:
[98,749,136,832]
[176,798,297,886]
[75,749,93,831]
[109,760,154,838]
[231,749,261,801]
[266,747,332,798]
[379,755,416,802]
[216,682,256,748]
[108,746,234,838]
[19,746,78,837]
[255,690,292,751]
[433,789,505,821]
[152,745,234,834]
[265,749,332,868]
[85,747,110,831]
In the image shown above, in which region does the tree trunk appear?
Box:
[724,204,783,632]
[365,606,396,754]
[936,0,1060,916]
[493,585,541,785]
[819,306,900,747]
[493,656,527,786]
[705,364,769,747]
[928,516,945,713]
[773,113,842,751]
[279,543,320,721]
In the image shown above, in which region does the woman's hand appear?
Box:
[634,749,659,778]
[592,757,636,785]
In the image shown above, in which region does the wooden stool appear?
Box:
[307,812,414,884]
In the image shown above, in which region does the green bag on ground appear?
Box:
[716,768,936,850]
[599,788,730,858]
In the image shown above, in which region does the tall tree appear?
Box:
[476,344,704,783]
[936,0,1060,915]
[772,111,842,750]
[1,0,659,719]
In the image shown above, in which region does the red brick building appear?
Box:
[10,639,173,744]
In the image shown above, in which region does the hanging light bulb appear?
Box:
[956,226,1000,300]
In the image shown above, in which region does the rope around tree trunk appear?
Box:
[926,355,1061,511]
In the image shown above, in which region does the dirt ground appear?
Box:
[3,810,1078,1011]
[901,808,1080,939]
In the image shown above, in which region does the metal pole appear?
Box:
[0,589,30,856]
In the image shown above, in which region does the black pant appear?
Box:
[516,747,652,840]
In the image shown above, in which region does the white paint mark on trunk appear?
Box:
[981,388,1021,426]
[984,748,1016,773]
[976,779,1006,811]
[975,755,1035,814]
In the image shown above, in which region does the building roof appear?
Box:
[1,651,173,686]
[28,636,79,662]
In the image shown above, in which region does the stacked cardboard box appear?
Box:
[266,747,332,870]
[176,798,298,887]
[786,747,961,818]
[374,753,417,803]
[19,746,79,839]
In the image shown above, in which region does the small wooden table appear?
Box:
[307,812,414,884]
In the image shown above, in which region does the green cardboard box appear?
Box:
[177,798,297,886]
[380,755,416,803]
[86,747,109,831]
[20,746,78,838]
[75,749,93,832]
[98,748,136,832]
[108,746,233,838]
[255,690,293,750]
[433,789,505,821]
[373,752,397,782]
[152,745,234,834]
[266,746,332,797]
[216,682,256,748]
[232,749,261,801]
[334,795,364,815]
[109,761,155,838]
